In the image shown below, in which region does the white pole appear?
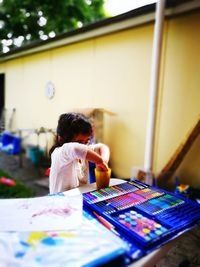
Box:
[144,0,166,184]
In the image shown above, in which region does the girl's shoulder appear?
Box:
[61,142,88,153]
[52,142,87,160]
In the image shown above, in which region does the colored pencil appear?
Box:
[93,212,120,236]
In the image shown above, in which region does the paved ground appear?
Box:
[0,151,49,196]
[156,226,200,267]
[0,151,199,266]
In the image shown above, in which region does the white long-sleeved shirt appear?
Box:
[49,142,106,194]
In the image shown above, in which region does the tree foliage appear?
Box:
[0,0,107,54]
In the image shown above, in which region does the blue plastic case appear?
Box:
[83,180,200,259]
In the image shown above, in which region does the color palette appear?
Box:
[106,193,145,209]
[92,192,146,214]
[114,209,168,243]
[94,201,116,214]
[129,181,147,189]
[136,194,185,215]
[83,180,200,248]
[134,188,164,199]
[83,182,140,204]
[156,202,200,227]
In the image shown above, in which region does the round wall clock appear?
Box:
[45,81,55,99]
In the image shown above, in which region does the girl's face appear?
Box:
[72,133,91,145]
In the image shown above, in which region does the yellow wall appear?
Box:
[155,12,200,186]
[0,11,200,187]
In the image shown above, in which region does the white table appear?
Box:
[63,178,178,267]
[63,178,126,196]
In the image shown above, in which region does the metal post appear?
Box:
[144,0,166,184]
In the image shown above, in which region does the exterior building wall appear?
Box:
[156,11,200,187]
[0,10,199,186]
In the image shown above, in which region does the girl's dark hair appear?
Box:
[49,112,92,155]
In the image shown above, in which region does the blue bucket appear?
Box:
[27,146,44,165]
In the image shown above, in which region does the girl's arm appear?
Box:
[94,144,110,163]
[64,142,109,171]
[86,149,108,171]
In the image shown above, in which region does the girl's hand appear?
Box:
[96,161,109,172]
[86,149,109,171]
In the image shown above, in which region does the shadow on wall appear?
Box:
[105,117,142,179]
[175,135,200,188]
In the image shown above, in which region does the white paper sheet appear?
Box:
[0,211,127,267]
[0,195,82,231]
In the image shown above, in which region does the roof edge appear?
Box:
[0,0,199,62]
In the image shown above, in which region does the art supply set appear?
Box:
[83,180,200,260]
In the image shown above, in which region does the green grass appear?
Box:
[0,169,35,198]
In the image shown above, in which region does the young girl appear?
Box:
[49,112,110,194]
